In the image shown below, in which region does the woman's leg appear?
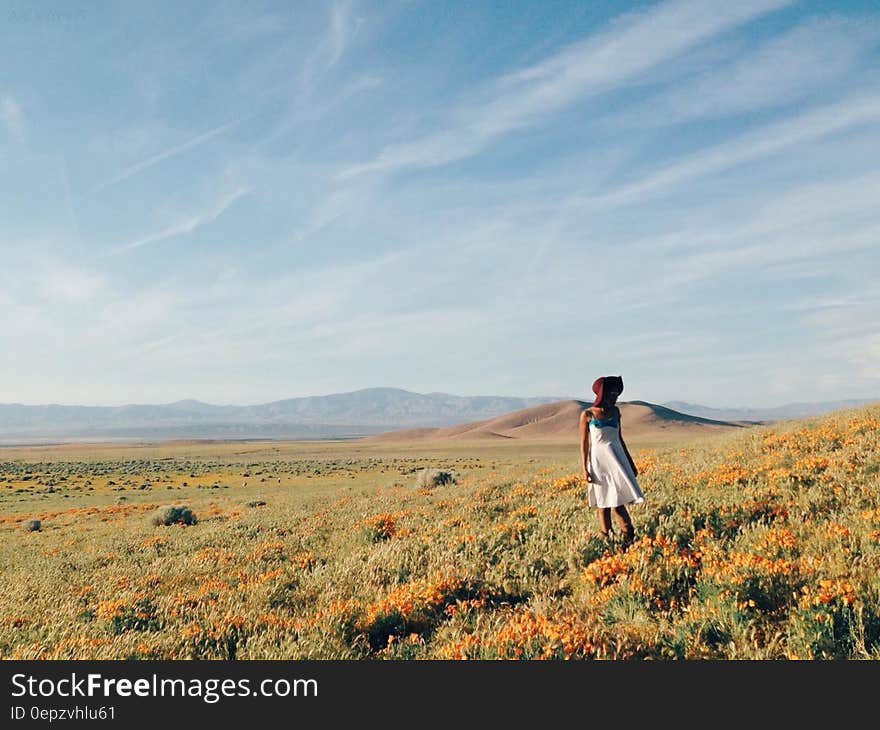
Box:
[613,505,634,548]
[597,507,613,537]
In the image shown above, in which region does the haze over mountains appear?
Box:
[0,388,874,443]
[0,388,564,442]
[663,399,878,423]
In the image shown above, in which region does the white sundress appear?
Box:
[587,408,645,508]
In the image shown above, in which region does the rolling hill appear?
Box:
[362,399,745,444]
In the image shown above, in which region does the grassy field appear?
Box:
[1,404,879,660]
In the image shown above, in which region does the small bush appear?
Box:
[415,468,456,489]
[150,505,197,527]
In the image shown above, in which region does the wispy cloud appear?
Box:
[286,178,377,246]
[851,334,880,379]
[614,16,880,126]
[328,0,354,67]
[797,291,880,342]
[92,119,240,192]
[610,168,880,261]
[337,0,795,179]
[109,187,251,254]
[0,253,108,347]
[38,263,106,303]
[500,92,880,275]
[569,92,880,210]
[1,254,104,306]
[1,95,25,141]
[3,1,879,406]
[791,289,880,382]
[299,0,360,91]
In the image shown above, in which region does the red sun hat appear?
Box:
[592,375,624,406]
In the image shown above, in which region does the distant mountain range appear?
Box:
[662,399,879,423]
[0,388,566,442]
[0,388,874,443]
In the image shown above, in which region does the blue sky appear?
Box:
[1,0,879,408]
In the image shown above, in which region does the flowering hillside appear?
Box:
[1,404,878,659]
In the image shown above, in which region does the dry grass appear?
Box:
[1,404,878,659]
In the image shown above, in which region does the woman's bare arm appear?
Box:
[579,409,591,481]
[617,408,638,476]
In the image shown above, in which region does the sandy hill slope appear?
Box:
[361,399,746,444]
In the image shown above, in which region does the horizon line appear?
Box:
[0,387,877,411]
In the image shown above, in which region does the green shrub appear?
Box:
[150,505,197,527]
[416,468,455,489]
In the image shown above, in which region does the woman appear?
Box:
[579,375,644,548]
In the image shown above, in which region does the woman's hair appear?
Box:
[591,375,624,406]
